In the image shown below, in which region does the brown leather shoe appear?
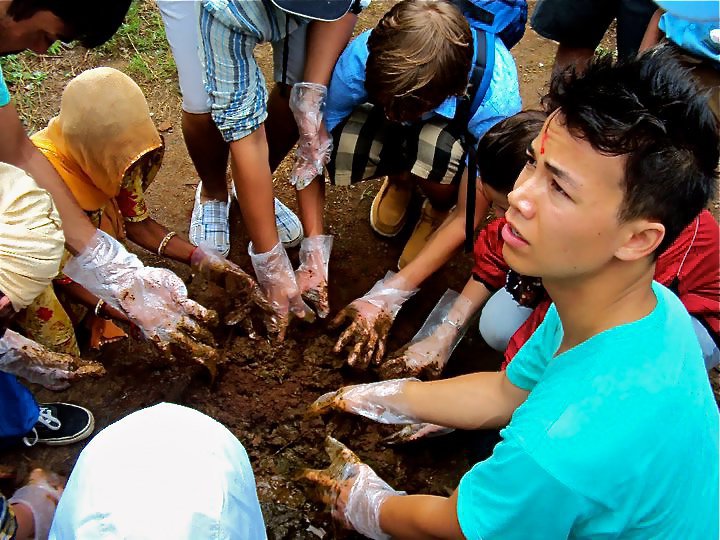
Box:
[369,177,414,237]
[398,199,451,269]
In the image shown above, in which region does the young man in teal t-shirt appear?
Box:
[302,46,720,539]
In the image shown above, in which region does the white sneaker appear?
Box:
[189,183,231,256]
[231,183,303,248]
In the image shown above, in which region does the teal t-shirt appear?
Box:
[457,282,719,539]
[0,65,9,107]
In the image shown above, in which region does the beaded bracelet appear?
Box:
[157,231,177,256]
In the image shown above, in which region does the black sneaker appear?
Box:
[23,403,95,447]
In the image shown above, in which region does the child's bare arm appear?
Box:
[380,491,464,540]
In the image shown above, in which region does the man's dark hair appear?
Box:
[542,47,719,253]
[478,110,546,194]
[8,0,132,48]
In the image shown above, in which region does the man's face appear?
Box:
[0,8,72,55]
[501,113,631,281]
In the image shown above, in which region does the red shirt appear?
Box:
[470,212,720,369]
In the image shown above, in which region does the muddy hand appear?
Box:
[331,301,392,369]
[295,235,333,318]
[0,330,105,390]
[297,436,363,525]
[250,241,315,341]
[9,468,66,540]
[191,245,275,337]
[118,267,219,370]
[307,379,420,424]
[378,331,453,381]
[383,423,456,445]
[299,436,401,539]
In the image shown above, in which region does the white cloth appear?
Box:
[0,163,64,310]
[49,403,266,539]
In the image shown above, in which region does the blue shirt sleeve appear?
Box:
[658,14,720,64]
[0,66,10,108]
[325,30,371,132]
[505,304,560,391]
[457,438,592,539]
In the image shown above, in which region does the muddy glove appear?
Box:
[295,235,333,318]
[383,423,455,445]
[299,436,404,540]
[63,230,219,368]
[331,272,418,368]
[0,330,105,391]
[9,468,64,540]
[380,289,474,380]
[249,241,315,341]
[190,244,276,338]
[308,378,421,424]
[289,82,333,190]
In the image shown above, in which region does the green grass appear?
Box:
[93,0,175,81]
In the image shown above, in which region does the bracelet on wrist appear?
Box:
[157,231,177,256]
[94,298,111,320]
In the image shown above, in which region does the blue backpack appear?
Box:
[450,0,528,251]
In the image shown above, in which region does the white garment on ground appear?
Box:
[49,403,266,539]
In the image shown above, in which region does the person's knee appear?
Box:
[479,308,515,352]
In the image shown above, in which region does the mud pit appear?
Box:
[5,1,717,538]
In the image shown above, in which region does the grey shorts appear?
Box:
[530,0,657,58]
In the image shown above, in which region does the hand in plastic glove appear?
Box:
[294,235,333,318]
[298,436,403,540]
[63,230,219,369]
[289,82,333,190]
[191,244,276,338]
[249,241,315,341]
[307,378,420,424]
[0,330,105,390]
[380,290,474,380]
[382,423,455,445]
[331,272,418,368]
[9,468,64,540]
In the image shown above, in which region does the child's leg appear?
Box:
[15,285,80,357]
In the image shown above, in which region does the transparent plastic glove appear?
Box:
[380,290,474,380]
[0,330,105,390]
[9,468,64,540]
[308,378,420,424]
[331,271,418,369]
[63,230,219,368]
[249,241,315,341]
[298,437,403,540]
[290,82,333,190]
[383,423,455,445]
[190,244,276,338]
[295,235,333,318]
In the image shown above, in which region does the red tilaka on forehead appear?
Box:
[540,123,550,155]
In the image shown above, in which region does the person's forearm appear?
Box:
[399,371,527,429]
[10,502,33,539]
[0,105,95,254]
[296,175,325,236]
[58,281,128,322]
[124,219,195,264]
[450,277,490,322]
[303,14,357,85]
[639,9,664,52]
[379,492,464,540]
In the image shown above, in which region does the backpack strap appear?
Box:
[460,27,496,252]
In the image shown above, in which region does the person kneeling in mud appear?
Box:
[16,68,275,365]
[301,49,719,539]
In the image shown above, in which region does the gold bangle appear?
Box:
[94,298,106,318]
[157,231,177,256]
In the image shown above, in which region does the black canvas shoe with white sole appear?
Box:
[23,403,95,447]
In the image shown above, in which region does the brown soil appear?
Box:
[2,2,718,538]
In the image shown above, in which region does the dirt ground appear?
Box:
[1,2,718,538]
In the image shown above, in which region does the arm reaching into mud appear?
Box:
[63,230,219,366]
[295,235,333,318]
[299,437,463,540]
[331,272,418,368]
[379,284,488,379]
[309,371,529,431]
[0,330,105,390]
